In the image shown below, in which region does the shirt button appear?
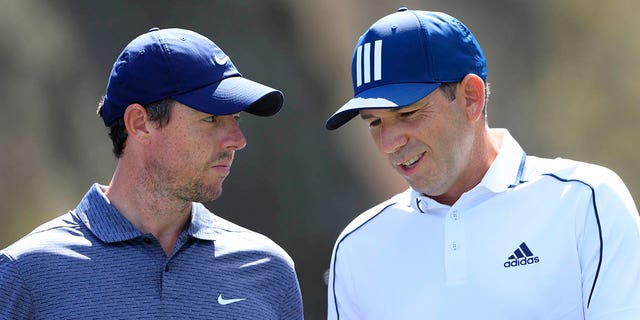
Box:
[164,265,170,272]
[451,242,458,251]
[143,237,152,244]
[451,212,459,220]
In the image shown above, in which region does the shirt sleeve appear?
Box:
[327,240,361,320]
[279,266,304,320]
[579,172,640,319]
[0,253,34,319]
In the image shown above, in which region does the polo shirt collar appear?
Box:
[73,183,217,243]
[410,129,526,210]
[479,128,527,193]
[187,203,217,240]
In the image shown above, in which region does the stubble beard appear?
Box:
[143,159,224,204]
[174,178,222,203]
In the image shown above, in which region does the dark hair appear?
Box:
[439,80,491,117]
[96,98,175,158]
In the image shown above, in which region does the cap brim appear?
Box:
[173,76,284,117]
[325,83,440,130]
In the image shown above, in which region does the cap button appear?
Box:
[397,7,408,12]
[148,27,160,32]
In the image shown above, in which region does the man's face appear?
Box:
[359,88,475,200]
[143,102,247,203]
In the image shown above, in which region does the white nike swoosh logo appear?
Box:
[217,294,246,305]
[214,54,229,65]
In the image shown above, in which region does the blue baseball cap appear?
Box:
[325,8,486,130]
[99,28,284,126]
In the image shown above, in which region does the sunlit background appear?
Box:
[1,1,639,318]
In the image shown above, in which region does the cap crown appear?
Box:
[101,28,239,125]
[352,9,486,96]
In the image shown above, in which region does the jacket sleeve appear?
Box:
[579,171,640,319]
[0,253,34,320]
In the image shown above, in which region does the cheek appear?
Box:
[151,132,197,163]
[370,130,382,150]
[438,129,473,175]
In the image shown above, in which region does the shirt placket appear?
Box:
[444,206,467,286]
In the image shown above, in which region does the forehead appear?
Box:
[359,88,443,118]
[173,101,234,118]
[173,101,204,115]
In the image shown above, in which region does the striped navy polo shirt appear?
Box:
[0,184,303,319]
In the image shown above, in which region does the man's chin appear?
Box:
[178,184,223,203]
[199,187,223,203]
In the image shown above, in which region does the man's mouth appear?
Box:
[396,152,425,169]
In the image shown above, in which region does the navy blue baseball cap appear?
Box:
[99,27,284,126]
[325,8,486,130]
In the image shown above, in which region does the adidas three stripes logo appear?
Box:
[504,242,540,268]
[508,242,534,260]
[355,40,383,87]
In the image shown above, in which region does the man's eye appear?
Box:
[203,116,217,122]
[399,110,417,118]
[368,119,381,127]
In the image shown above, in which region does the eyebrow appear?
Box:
[360,103,427,120]
[360,108,400,120]
[360,112,375,120]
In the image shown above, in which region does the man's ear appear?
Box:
[459,73,486,122]
[123,104,152,144]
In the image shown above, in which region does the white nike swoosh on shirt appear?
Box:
[217,294,246,305]
[214,54,229,65]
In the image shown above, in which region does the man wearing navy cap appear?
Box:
[0,28,303,319]
[326,8,640,319]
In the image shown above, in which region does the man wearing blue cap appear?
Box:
[326,8,640,319]
[0,28,303,319]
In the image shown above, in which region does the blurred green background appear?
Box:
[1,0,639,318]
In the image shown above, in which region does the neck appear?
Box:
[104,162,191,256]
[432,126,499,206]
